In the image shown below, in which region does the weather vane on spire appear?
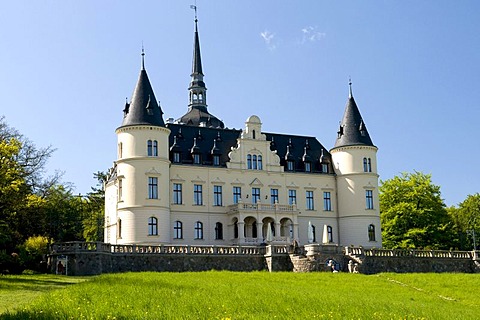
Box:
[141,41,145,70]
[190,1,198,21]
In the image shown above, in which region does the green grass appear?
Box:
[1,272,480,319]
[0,274,86,315]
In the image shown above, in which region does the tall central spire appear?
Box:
[176,5,224,128]
[188,5,207,112]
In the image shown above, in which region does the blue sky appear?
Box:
[0,1,478,206]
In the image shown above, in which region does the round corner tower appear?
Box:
[330,85,382,248]
[105,56,171,245]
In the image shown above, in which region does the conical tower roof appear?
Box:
[333,83,374,148]
[120,52,165,128]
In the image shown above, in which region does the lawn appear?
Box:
[0,274,86,315]
[1,272,479,319]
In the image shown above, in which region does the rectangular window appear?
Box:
[214,185,223,206]
[118,179,123,201]
[147,140,153,156]
[270,188,279,204]
[233,186,242,204]
[193,154,201,164]
[252,187,260,204]
[153,140,158,156]
[288,189,296,205]
[305,162,311,172]
[194,184,203,205]
[366,190,374,209]
[287,161,294,171]
[148,177,158,199]
[306,191,314,210]
[173,183,182,204]
[173,152,181,163]
[322,164,328,173]
[323,191,332,211]
[213,155,220,166]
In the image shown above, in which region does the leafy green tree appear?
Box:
[82,171,106,242]
[448,193,480,250]
[380,172,453,249]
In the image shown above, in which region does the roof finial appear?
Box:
[190,1,198,27]
[348,77,353,98]
[141,42,145,70]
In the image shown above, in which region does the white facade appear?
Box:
[105,115,382,248]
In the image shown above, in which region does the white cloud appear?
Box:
[260,30,277,50]
[301,26,326,43]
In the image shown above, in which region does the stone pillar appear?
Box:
[275,222,281,241]
[238,221,245,244]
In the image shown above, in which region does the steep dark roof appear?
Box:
[265,133,333,173]
[166,124,239,166]
[166,123,333,173]
[176,108,224,129]
[333,94,374,148]
[120,68,165,128]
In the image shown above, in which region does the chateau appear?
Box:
[104,16,382,249]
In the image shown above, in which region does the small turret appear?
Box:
[334,81,374,148]
[120,49,165,128]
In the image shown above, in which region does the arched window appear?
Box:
[327,225,333,243]
[234,220,239,239]
[247,154,252,169]
[368,224,376,241]
[118,142,123,158]
[153,140,158,156]
[174,221,183,239]
[194,221,204,239]
[215,222,223,240]
[252,130,256,139]
[148,217,158,236]
[252,155,257,169]
[363,157,368,172]
[147,140,153,156]
[367,158,372,172]
[258,155,263,170]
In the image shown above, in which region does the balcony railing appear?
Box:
[228,203,297,213]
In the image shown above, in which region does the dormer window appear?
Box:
[322,164,328,173]
[305,162,311,172]
[193,153,201,164]
[287,160,294,171]
[213,155,220,166]
[173,152,181,163]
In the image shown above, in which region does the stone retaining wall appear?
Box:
[49,242,480,275]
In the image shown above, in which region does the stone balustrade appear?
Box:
[52,242,269,256]
[344,246,475,259]
[227,203,297,213]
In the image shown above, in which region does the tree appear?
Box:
[380,172,453,249]
[82,171,106,242]
[448,193,480,250]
